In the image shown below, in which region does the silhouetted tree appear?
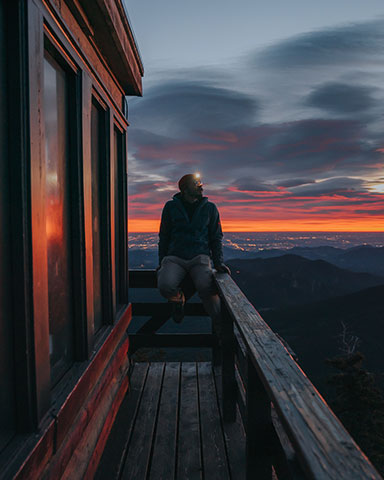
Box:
[327,349,384,474]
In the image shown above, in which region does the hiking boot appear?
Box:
[170,291,185,323]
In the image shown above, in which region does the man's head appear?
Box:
[178,173,203,201]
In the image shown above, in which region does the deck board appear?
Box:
[177,362,202,480]
[96,361,246,479]
[121,362,164,480]
[198,362,230,479]
[149,362,180,480]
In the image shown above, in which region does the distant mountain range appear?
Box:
[262,285,384,392]
[129,245,384,277]
[227,254,384,309]
[224,245,384,277]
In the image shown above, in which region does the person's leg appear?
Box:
[188,255,222,336]
[157,256,187,302]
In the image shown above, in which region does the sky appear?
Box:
[124,1,384,232]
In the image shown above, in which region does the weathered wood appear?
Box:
[148,362,181,479]
[177,363,202,480]
[53,305,131,449]
[271,405,306,480]
[215,273,382,480]
[60,349,130,479]
[95,362,149,480]
[234,325,248,385]
[121,362,164,480]
[84,374,129,479]
[198,362,230,479]
[213,363,247,480]
[246,357,274,480]
[275,333,298,363]
[235,364,246,427]
[221,303,236,422]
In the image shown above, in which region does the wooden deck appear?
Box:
[95,362,246,480]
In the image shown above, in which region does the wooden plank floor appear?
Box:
[96,362,245,480]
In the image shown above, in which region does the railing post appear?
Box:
[246,356,273,479]
[221,302,236,422]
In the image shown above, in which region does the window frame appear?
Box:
[90,95,113,336]
[111,121,129,316]
[2,0,131,435]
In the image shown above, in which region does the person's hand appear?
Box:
[215,263,231,275]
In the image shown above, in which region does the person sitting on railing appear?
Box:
[157,173,231,326]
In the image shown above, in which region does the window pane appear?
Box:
[44,52,74,385]
[91,102,103,332]
[114,128,125,309]
[0,1,15,449]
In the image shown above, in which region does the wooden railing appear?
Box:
[129,269,382,480]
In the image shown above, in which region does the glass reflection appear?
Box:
[44,52,74,385]
[91,102,103,332]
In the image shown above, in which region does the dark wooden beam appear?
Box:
[129,333,214,350]
[132,302,207,317]
[129,269,156,288]
[221,303,236,423]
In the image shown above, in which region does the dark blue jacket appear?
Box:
[158,193,224,266]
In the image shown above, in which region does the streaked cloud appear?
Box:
[128,18,384,230]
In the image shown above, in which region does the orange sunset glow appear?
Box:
[128,218,384,233]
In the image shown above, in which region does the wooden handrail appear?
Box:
[128,269,382,478]
[214,272,382,480]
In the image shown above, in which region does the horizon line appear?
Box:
[128,230,384,234]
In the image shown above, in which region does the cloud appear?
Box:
[127,18,384,227]
[355,208,384,215]
[255,20,384,70]
[129,81,259,136]
[290,177,368,196]
[230,177,277,192]
[277,178,315,188]
[305,83,375,114]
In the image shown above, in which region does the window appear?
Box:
[0,1,15,449]
[113,127,127,311]
[43,51,75,385]
[91,101,105,332]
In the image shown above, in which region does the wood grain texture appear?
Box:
[215,273,382,479]
[54,305,131,449]
[221,304,236,422]
[95,362,149,480]
[83,374,128,480]
[43,337,129,479]
[246,358,274,479]
[121,362,164,480]
[60,355,130,479]
[148,362,180,480]
[198,362,230,479]
[177,363,203,480]
[213,364,247,480]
